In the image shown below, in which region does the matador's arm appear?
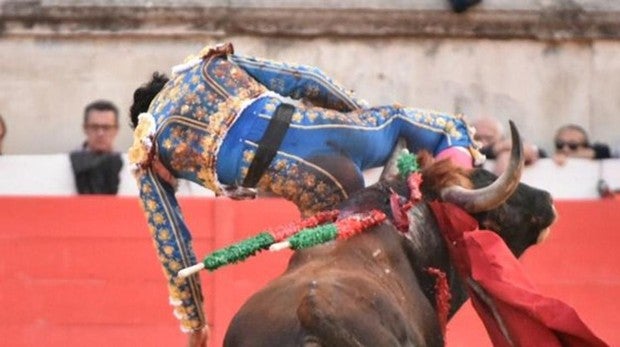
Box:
[134,168,207,333]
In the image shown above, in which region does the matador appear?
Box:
[128,42,483,344]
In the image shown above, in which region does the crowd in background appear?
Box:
[0,101,124,195]
[0,99,617,198]
[472,116,616,174]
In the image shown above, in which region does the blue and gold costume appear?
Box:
[129,43,482,332]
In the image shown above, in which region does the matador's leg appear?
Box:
[239,145,364,216]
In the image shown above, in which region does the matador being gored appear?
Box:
[128,42,483,343]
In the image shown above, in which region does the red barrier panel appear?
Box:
[0,196,298,347]
[0,197,617,346]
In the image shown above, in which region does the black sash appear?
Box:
[242,103,294,188]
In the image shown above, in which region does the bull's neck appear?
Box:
[406,203,468,318]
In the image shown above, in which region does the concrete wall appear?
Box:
[1,0,620,155]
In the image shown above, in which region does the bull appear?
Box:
[223,122,556,346]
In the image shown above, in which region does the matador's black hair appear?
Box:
[129,72,169,129]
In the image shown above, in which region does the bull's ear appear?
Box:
[379,138,408,181]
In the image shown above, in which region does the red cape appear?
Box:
[429,201,608,347]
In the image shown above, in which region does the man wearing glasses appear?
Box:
[552,124,611,166]
[70,99,123,194]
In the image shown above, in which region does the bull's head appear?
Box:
[375,121,556,257]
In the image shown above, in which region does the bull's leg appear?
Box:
[296,280,426,347]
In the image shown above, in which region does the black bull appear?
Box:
[224,123,556,347]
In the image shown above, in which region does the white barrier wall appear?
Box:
[0,154,214,197]
[0,155,618,200]
[520,159,620,200]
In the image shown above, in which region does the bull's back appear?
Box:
[224,230,443,346]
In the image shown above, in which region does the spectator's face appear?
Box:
[554,129,588,154]
[83,110,119,153]
[473,119,502,147]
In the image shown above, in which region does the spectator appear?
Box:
[552,124,611,166]
[69,100,123,194]
[472,116,545,175]
[0,114,6,155]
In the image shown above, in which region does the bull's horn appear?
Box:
[379,138,409,181]
[440,120,524,213]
